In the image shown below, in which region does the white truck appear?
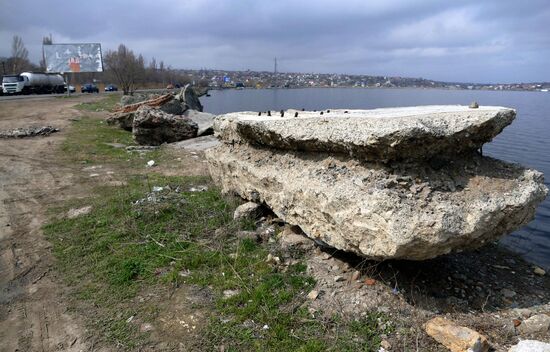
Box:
[2,72,65,95]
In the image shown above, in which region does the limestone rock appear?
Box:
[106,111,135,131]
[214,106,515,162]
[233,202,263,220]
[279,225,314,250]
[424,317,489,352]
[158,98,186,115]
[509,340,550,352]
[207,106,547,261]
[517,314,550,335]
[183,110,215,136]
[132,106,198,145]
[120,93,153,106]
[206,143,547,260]
[174,84,203,112]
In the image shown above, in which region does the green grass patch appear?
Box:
[45,176,391,351]
[60,115,170,168]
[45,110,391,350]
[75,93,120,112]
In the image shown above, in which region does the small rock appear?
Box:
[266,253,281,265]
[334,276,345,282]
[67,206,92,219]
[509,340,550,352]
[351,270,361,281]
[235,231,258,241]
[469,101,479,109]
[364,278,377,286]
[223,289,240,298]
[140,323,154,332]
[380,340,391,350]
[501,288,517,298]
[279,225,314,250]
[533,266,546,276]
[146,160,155,167]
[517,314,550,335]
[424,317,489,352]
[307,290,319,300]
[233,202,263,220]
[513,308,533,319]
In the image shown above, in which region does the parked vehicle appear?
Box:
[1,72,65,95]
[104,84,118,92]
[65,84,76,93]
[81,83,99,93]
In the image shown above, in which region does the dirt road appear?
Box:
[0,97,105,352]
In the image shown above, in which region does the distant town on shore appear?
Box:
[179,68,550,92]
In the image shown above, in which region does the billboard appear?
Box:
[43,43,103,73]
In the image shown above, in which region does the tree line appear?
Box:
[1,35,197,94]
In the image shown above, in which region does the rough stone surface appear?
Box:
[206,143,547,260]
[132,106,198,145]
[67,206,92,219]
[168,135,220,151]
[183,110,215,136]
[158,98,186,115]
[509,340,550,352]
[175,84,203,112]
[106,111,135,131]
[278,225,315,250]
[517,314,550,335]
[424,317,489,352]
[214,106,516,162]
[233,202,263,220]
[120,93,157,106]
[0,126,60,138]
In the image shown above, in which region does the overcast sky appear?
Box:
[1,0,549,83]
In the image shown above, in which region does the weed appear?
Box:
[75,94,120,112]
[44,108,391,350]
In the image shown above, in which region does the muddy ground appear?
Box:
[0,95,548,351]
[0,96,97,351]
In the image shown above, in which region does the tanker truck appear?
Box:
[1,72,65,95]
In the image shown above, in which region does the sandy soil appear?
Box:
[0,96,106,352]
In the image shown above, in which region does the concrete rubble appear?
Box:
[424,317,489,352]
[509,340,550,352]
[106,85,214,145]
[132,106,198,146]
[0,126,60,138]
[206,106,548,260]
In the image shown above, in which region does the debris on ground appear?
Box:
[0,126,60,138]
[509,340,550,352]
[133,106,198,145]
[106,85,214,145]
[67,206,92,219]
[132,185,186,206]
[424,317,490,352]
[233,201,263,220]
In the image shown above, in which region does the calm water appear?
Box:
[202,88,550,269]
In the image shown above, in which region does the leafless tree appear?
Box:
[104,44,145,95]
[40,34,53,70]
[11,35,29,73]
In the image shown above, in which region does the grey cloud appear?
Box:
[0,0,548,83]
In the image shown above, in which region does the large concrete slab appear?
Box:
[215,106,515,162]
